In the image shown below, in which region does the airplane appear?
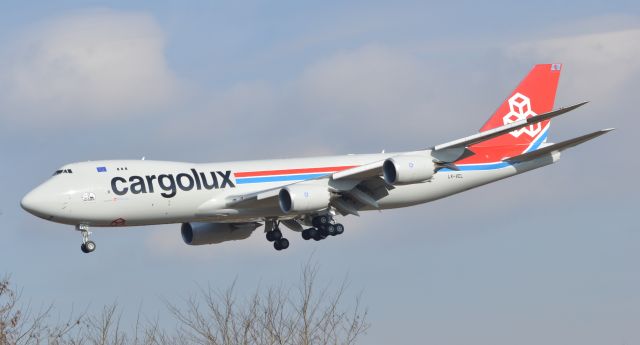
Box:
[21,64,612,254]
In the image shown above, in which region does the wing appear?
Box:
[196,102,590,217]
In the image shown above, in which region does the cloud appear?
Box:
[506,28,640,175]
[158,44,466,160]
[507,29,640,105]
[0,9,180,125]
[292,45,488,149]
[298,45,429,122]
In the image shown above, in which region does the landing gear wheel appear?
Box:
[312,230,325,241]
[76,224,96,254]
[274,238,289,251]
[81,240,96,253]
[334,223,344,235]
[319,224,334,237]
[312,215,331,228]
[266,228,283,242]
[325,224,337,236]
[302,229,312,240]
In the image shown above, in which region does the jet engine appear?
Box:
[279,184,330,213]
[181,222,260,245]
[383,155,436,185]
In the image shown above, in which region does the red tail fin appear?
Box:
[457,64,563,166]
[478,63,562,146]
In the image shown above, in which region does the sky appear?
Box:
[0,1,639,344]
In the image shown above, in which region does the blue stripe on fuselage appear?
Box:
[456,162,511,171]
[524,129,548,153]
[237,130,550,183]
[439,161,512,172]
[235,173,327,184]
[442,128,549,172]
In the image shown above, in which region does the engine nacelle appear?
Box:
[181,222,259,245]
[383,155,436,185]
[279,184,330,214]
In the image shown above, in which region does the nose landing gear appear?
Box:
[76,224,96,254]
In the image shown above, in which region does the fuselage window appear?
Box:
[52,169,73,176]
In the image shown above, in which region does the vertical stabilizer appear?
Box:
[454,64,563,166]
[476,63,562,150]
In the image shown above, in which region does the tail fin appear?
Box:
[476,63,562,152]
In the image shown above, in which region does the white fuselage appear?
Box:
[21,151,560,228]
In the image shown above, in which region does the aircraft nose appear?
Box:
[21,180,75,222]
[21,187,60,219]
[21,189,42,215]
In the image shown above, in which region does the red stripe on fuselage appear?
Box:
[234,165,357,177]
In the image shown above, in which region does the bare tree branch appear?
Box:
[165,260,369,345]
[1,259,369,345]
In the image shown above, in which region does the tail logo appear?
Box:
[502,92,541,138]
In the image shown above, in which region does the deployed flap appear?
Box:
[346,187,380,208]
[505,128,613,164]
[430,147,474,163]
[432,102,587,153]
[281,219,304,232]
[331,198,360,216]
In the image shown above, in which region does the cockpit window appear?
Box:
[53,169,73,176]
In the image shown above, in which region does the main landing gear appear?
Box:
[301,215,345,242]
[265,215,345,251]
[76,224,96,254]
[266,226,290,251]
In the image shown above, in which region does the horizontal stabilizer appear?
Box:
[433,101,588,153]
[505,128,614,164]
